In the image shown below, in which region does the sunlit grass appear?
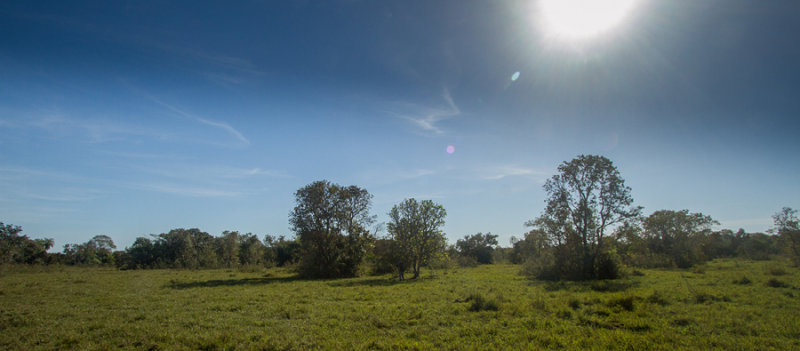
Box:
[1,259,798,349]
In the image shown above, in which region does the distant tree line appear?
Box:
[510,155,793,281]
[2,157,797,283]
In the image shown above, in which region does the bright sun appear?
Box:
[539,0,638,40]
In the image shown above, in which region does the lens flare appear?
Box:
[511,71,520,81]
[446,145,455,154]
[539,0,638,40]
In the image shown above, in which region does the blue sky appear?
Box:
[1,0,798,250]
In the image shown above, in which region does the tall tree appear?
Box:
[386,198,447,279]
[531,155,640,280]
[773,207,800,265]
[238,233,265,266]
[456,232,499,264]
[217,230,240,268]
[290,180,375,278]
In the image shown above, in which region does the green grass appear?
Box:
[1,259,799,350]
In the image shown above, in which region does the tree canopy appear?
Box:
[528,155,640,280]
[290,180,376,278]
[386,198,447,280]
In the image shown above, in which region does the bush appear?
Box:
[766,266,787,276]
[766,279,790,288]
[595,250,623,280]
[455,255,479,268]
[607,295,635,311]
[521,252,560,281]
[646,291,669,306]
[465,293,499,312]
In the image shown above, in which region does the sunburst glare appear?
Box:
[538,0,638,40]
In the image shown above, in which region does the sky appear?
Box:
[1,0,798,250]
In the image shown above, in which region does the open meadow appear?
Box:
[1,259,799,350]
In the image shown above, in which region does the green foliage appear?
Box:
[595,249,623,280]
[464,293,500,312]
[265,235,300,267]
[773,207,800,266]
[766,278,790,288]
[606,295,635,311]
[641,209,719,268]
[386,198,447,280]
[528,155,640,281]
[0,222,54,265]
[510,228,551,264]
[455,232,498,264]
[62,235,117,266]
[290,180,376,278]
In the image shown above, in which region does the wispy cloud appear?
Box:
[150,44,265,87]
[0,167,105,203]
[25,114,168,143]
[237,168,289,178]
[141,183,241,198]
[144,94,251,146]
[398,88,461,135]
[130,164,287,181]
[196,118,250,146]
[481,165,548,181]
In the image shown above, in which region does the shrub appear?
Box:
[646,291,669,306]
[465,293,499,312]
[568,297,581,310]
[521,252,560,281]
[607,295,635,311]
[766,279,790,288]
[595,250,623,280]
[766,266,787,276]
[456,255,479,268]
[590,280,631,292]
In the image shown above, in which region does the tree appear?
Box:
[62,235,117,266]
[0,222,53,265]
[290,180,375,278]
[510,228,551,264]
[529,155,640,280]
[642,210,718,268]
[265,235,300,267]
[238,233,265,266]
[125,237,157,269]
[217,230,240,268]
[456,232,499,264]
[773,207,800,265]
[386,198,447,280]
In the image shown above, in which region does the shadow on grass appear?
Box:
[536,279,638,292]
[167,276,300,289]
[327,277,415,288]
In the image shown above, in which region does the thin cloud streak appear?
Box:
[197,118,250,146]
[25,115,167,143]
[482,165,548,181]
[144,94,251,146]
[142,183,241,198]
[399,88,461,135]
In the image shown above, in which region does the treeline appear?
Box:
[510,212,779,269]
[0,223,302,269]
[508,155,798,281]
[3,155,798,282]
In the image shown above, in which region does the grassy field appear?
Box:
[1,259,799,350]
